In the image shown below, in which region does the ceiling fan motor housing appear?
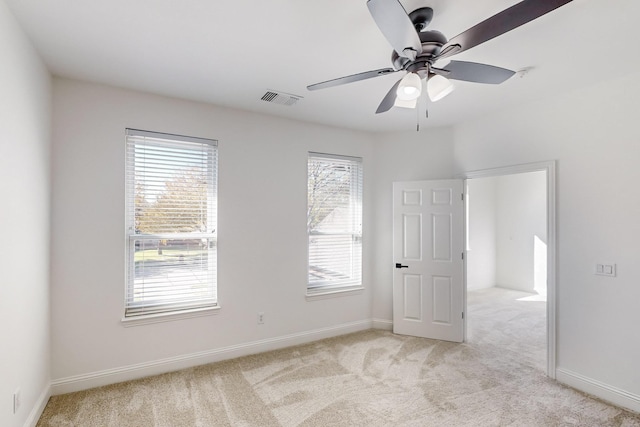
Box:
[409,7,434,32]
[391,30,447,71]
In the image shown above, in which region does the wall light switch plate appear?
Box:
[595,264,616,277]
[13,388,20,414]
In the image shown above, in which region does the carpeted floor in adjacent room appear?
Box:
[37,288,640,426]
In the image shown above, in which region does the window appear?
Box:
[307,152,363,293]
[125,129,218,318]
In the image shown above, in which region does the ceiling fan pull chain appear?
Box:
[416,102,420,132]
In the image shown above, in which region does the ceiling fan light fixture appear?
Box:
[393,97,418,109]
[427,75,455,102]
[396,73,422,101]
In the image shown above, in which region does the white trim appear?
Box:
[121,305,221,327]
[459,161,557,379]
[306,286,364,301]
[371,318,393,330]
[556,368,640,414]
[126,128,218,146]
[51,320,372,395]
[460,161,553,180]
[24,384,50,427]
[308,151,362,163]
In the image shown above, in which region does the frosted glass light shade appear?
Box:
[393,97,418,109]
[396,73,422,101]
[427,75,454,102]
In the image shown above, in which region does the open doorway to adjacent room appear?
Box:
[464,166,552,375]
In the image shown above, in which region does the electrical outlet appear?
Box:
[257,312,264,324]
[13,388,20,414]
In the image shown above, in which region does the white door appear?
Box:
[393,180,464,342]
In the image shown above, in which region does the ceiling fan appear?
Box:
[307,0,573,114]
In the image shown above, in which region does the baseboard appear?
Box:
[556,368,640,414]
[371,318,393,330]
[51,319,372,395]
[24,384,50,427]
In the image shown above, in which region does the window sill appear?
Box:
[306,286,364,301]
[121,305,221,327]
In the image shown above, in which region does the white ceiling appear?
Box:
[6,0,640,132]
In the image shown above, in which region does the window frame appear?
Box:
[123,128,219,323]
[307,152,363,297]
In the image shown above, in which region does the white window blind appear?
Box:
[125,129,218,317]
[307,152,363,292]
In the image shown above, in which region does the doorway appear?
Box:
[462,162,556,377]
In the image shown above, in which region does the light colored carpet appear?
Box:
[38,288,640,426]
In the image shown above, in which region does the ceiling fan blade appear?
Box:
[433,61,515,84]
[307,68,397,91]
[367,0,422,60]
[437,0,573,60]
[376,78,403,114]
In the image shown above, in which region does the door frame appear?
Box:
[459,161,557,379]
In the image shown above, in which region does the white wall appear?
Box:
[50,78,375,389]
[50,79,457,390]
[454,71,640,403]
[370,129,455,323]
[467,172,546,293]
[0,2,51,426]
[495,171,546,292]
[466,177,497,291]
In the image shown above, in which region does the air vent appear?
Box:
[261,90,302,107]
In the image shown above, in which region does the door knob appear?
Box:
[395,263,409,269]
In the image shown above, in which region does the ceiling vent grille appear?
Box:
[261,90,302,107]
